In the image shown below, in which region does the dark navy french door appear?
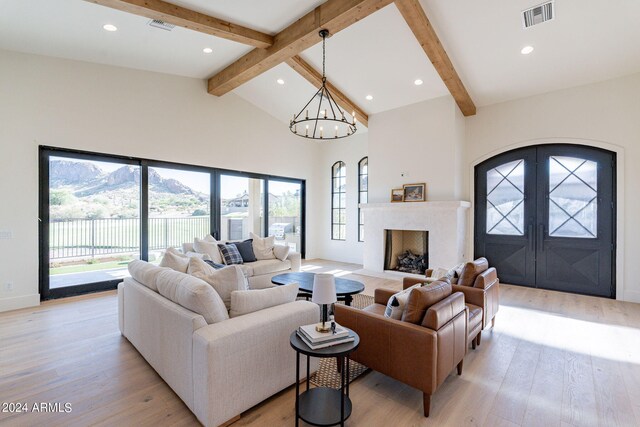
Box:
[474,144,615,298]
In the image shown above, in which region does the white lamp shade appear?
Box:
[312,274,337,305]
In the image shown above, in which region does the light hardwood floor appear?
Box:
[1,260,640,427]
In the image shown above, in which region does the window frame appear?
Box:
[39,145,306,300]
[358,157,368,242]
[331,161,346,241]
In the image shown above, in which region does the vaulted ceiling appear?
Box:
[2,0,640,128]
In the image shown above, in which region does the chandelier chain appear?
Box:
[322,32,326,81]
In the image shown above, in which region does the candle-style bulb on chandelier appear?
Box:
[289,29,357,140]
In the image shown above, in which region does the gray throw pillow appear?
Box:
[232,239,257,263]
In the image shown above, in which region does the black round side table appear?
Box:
[289,329,360,427]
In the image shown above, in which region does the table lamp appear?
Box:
[312,273,337,333]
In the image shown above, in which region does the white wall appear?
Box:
[368,96,465,203]
[316,133,368,265]
[316,95,467,264]
[0,49,322,312]
[464,72,640,303]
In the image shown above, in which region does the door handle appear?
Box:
[528,225,534,251]
[538,224,545,251]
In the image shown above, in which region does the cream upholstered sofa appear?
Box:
[118,260,318,427]
[183,236,301,290]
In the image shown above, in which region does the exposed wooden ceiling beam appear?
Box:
[86,0,274,49]
[286,56,369,127]
[207,0,394,96]
[394,0,476,116]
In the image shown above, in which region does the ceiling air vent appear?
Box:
[148,19,175,31]
[522,1,554,29]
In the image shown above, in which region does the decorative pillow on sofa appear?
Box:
[231,239,257,263]
[184,251,212,261]
[159,247,212,273]
[249,232,276,260]
[229,283,299,318]
[194,237,224,264]
[128,260,169,292]
[155,267,229,324]
[159,248,190,273]
[384,284,422,320]
[273,244,290,261]
[401,280,453,324]
[188,257,248,309]
[218,243,243,265]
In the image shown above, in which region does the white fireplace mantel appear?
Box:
[357,201,470,279]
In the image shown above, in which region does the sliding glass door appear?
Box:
[40,147,306,299]
[219,174,264,241]
[45,154,140,297]
[268,180,302,252]
[148,166,211,263]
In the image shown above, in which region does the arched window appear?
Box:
[358,157,368,242]
[331,161,346,240]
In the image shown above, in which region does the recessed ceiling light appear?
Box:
[414,79,424,86]
[276,78,285,85]
[203,47,213,54]
[521,45,534,55]
[103,24,118,32]
[365,95,373,101]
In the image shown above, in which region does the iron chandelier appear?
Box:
[289,29,357,140]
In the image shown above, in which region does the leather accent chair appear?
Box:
[334,281,467,417]
[404,258,499,349]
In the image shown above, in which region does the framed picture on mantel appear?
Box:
[403,183,426,202]
[390,188,404,202]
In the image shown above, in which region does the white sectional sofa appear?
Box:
[118,260,318,427]
[183,235,301,289]
[236,253,301,289]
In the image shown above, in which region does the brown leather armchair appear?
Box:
[334,281,467,417]
[404,258,499,349]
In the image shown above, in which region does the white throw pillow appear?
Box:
[128,260,169,292]
[187,255,216,275]
[229,283,300,318]
[159,248,189,273]
[273,244,290,261]
[182,242,195,253]
[185,251,212,261]
[194,237,223,264]
[184,235,214,253]
[430,267,449,280]
[188,257,248,309]
[250,232,276,260]
[155,268,229,324]
[384,284,421,320]
[165,247,183,256]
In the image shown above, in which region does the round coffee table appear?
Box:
[271,272,365,306]
[290,329,360,427]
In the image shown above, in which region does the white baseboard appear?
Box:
[0,294,40,313]
[622,289,640,304]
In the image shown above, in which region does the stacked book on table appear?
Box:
[297,322,354,350]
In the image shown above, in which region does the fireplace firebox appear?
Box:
[384,229,429,275]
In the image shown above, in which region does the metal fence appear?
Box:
[49,216,210,260]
